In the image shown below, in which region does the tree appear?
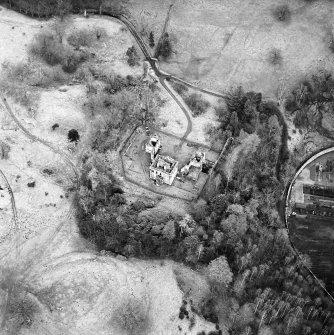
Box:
[230,111,240,136]
[210,193,228,215]
[149,31,155,48]
[162,220,176,241]
[156,33,172,59]
[56,0,72,21]
[207,256,233,287]
[184,93,210,117]
[294,109,309,129]
[183,235,201,263]
[258,326,275,335]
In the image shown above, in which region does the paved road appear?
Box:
[98,12,194,141]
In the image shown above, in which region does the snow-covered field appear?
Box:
[0,7,217,335]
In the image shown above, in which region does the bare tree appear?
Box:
[56,0,72,22]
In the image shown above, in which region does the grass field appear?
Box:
[129,0,334,98]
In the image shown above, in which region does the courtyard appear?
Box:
[121,128,219,200]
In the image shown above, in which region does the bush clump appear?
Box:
[30,31,88,73]
[184,93,210,117]
[272,4,291,22]
[67,28,95,49]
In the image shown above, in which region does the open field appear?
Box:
[0,6,220,334]
[129,0,334,99]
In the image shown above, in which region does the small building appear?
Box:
[145,134,161,161]
[181,151,206,181]
[149,154,178,185]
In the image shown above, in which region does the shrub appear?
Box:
[126,46,140,67]
[268,48,282,65]
[38,65,69,85]
[272,4,291,22]
[184,93,210,117]
[67,29,94,49]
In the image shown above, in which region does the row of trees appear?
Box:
[1,0,127,18]
[1,0,73,18]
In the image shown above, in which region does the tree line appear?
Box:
[0,0,126,18]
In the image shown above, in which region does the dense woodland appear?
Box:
[77,81,334,334]
[2,1,334,334]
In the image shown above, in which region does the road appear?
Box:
[94,11,195,141]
